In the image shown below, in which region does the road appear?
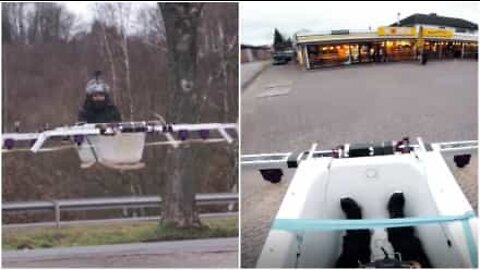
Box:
[241,61,478,267]
[2,237,238,268]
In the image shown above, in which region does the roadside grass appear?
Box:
[2,216,238,250]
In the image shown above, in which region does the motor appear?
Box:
[361,248,421,268]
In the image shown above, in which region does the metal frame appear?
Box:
[2,122,237,153]
[241,138,477,171]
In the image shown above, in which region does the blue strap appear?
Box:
[273,211,477,267]
[273,211,475,231]
[461,219,478,267]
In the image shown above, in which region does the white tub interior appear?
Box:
[77,133,146,164]
[257,153,476,268]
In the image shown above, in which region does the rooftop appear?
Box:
[391,13,478,30]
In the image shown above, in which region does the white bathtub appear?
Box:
[257,150,477,268]
[76,133,146,169]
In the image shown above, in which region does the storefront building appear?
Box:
[295,14,478,69]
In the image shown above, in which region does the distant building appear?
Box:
[294,13,478,69]
[391,13,478,34]
[241,44,271,63]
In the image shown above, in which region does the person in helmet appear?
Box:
[78,71,121,123]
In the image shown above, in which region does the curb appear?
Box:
[241,61,270,92]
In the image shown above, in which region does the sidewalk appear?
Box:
[241,60,270,90]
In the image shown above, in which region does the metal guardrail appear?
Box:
[3,193,238,228]
[2,212,239,229]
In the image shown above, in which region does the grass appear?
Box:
[2,217,238,251]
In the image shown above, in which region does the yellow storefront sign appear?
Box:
[416,38,425,47]
[421,27,453,38]
[377,27,416,36]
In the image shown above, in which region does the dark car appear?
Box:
[272,50,295,65]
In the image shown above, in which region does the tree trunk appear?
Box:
[101,24,119,106]
[120,30,134,121]
[2,4,12,43]
[158,3,204,228]
[18,3,25,42]
[117,3,134,121]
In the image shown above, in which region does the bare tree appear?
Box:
[117,3,134,121]
[94,3,134,121]
[3,3,27,43]
[2,3,75,44]
[158,2,205,228]
[135,5,166,51]
[94,4,119,106]
[2,3,13,43]
[99,20,119,106]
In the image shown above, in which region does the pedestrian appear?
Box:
[421,50,428,65]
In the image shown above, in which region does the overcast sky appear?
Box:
[65,2,93,23]
[64,2,157,33]
[241,1,480,46]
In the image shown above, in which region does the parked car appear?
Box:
[272,50,294,65]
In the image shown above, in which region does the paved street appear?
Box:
[3,238,238,268]
[240,61,477,267]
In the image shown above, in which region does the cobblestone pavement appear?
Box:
[240,61,477,268]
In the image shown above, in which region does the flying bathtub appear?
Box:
[242,137,477,268]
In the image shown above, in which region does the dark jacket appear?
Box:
[78,95,121,123]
